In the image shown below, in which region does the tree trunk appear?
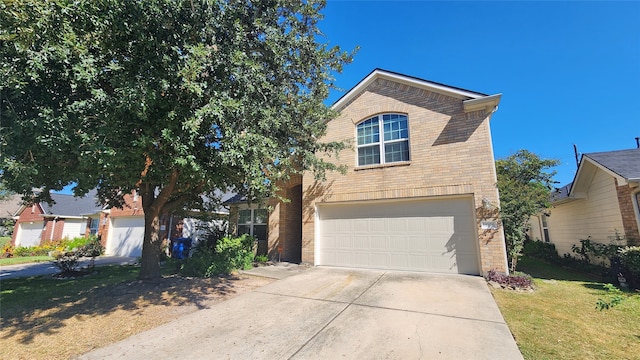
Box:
[138,211,162,280]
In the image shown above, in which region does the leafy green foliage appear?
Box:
[619,246,640,277]
[523,240,561,264]
[1,0,354,279]
[596,284,626,310]
[496,150,559,272]
[255,254,269,263]
[571,237,622,266]
[181,234,254,277]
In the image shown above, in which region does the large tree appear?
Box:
[496,150,559,272]
[0,0,353,279]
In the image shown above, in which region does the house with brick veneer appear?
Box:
[229,69,509,275]
[12,190,103,247]
[529,148,640,256]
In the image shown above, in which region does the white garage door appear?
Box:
[16,222,44,247]
[317,197,480,274]
[107,217,145,257]
[61,219,85,240]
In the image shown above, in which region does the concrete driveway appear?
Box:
[79,267,523,360]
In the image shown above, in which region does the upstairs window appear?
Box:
[356,114,409,166]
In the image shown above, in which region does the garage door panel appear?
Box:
[318,198,479,275]
[108,217,144,257]
[17,222,44,247]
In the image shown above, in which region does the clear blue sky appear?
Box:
[319,0,640,187]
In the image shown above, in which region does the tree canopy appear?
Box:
[496,149,559,272]
[0,0,354,279]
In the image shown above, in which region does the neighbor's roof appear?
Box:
[0,194,23,218]
[583,148,640,180]
[331,68,502,113]
[40,190,102,217]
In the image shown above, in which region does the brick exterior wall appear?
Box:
[616,181,640,246]
[11,204,45,246]
[301,77,508,274]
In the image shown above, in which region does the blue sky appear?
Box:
[319,1,640,187]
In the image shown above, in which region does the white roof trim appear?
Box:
[332,69,489,111]
[463,94,502,113]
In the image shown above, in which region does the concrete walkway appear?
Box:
[0,256,138,279]
[79,267,523,360]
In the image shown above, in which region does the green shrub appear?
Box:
[76,236,104,257]
[180,234,255,277]
[619,246,640,277]
[65,236,91,251]
[571,237,621,266]
[255,254,269,263]
[523,240,561,263]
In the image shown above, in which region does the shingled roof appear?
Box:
[39,190,102,217]
[584,148,640,180]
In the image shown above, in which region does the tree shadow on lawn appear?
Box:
[0,265,246,345]
[517,257,604,283]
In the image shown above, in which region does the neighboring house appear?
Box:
[101,190,234,257]
[0,194,22,236]
[229,69,509,275]
[12,190,103,247]
[529,148,640,257]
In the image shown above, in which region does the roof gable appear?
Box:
[568,148,640,199]
[332,68,501,113]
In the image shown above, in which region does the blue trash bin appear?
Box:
[171,238,193,259]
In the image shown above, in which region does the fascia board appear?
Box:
[332,69,487,111]
[463,94,502,113]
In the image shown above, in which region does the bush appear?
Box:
[76,236,104,258]
[180,234,255,277]
[52,251,80,273]
[619,246,640,276]
[485,269,533,290]
[571,237,622,267]
[523,240,561,263]
[65,236,91,252]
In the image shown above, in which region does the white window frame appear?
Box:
[540,215,551,243]
[355,113,410,167]
[89,218,100,235]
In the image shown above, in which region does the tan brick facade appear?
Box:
[302,76,508,274]
[229,71,509,274]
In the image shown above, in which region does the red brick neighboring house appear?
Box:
[12,190,103,247]
[229,69,509,275]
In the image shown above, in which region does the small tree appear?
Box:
[496,150,559,272]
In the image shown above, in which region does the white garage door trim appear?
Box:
[16,222,44,247]
[316,196,480,275]
[107,216,145,257]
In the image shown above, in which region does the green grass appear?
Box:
[0,256,54,266]
[492,257,640,360]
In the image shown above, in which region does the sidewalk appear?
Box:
[0,256,138,280]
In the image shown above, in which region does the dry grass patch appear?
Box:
[0,265,273,360]
[492,257,640,360]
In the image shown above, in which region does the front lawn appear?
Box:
[492,257,640,359]
[0,264,273,359]
[0,255,53,266]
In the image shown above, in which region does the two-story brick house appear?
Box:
[230,69,509,275]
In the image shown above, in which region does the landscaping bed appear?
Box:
[0,265,273,360]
